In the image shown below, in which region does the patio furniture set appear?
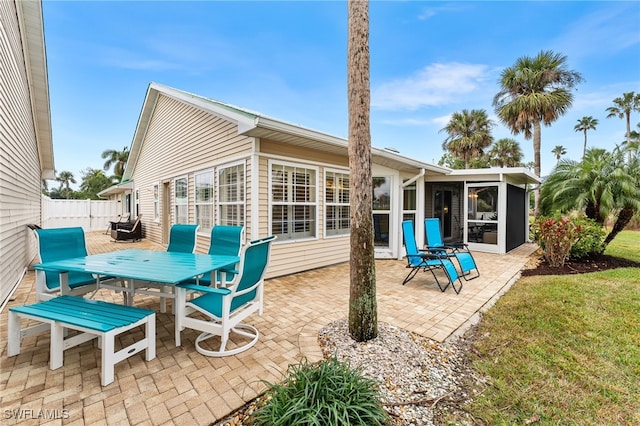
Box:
[109,213,143,242]
[7,224,275,385]
[402,218,480,294]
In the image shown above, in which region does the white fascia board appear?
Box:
[17,0,55,178]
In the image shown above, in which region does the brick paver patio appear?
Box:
[0,231,536,425]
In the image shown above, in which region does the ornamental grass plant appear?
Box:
[248,357,388,426]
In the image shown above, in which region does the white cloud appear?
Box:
[417,4,471,21]
[552,3,640,60]
[431,114,452,128]
[372,62,496,111]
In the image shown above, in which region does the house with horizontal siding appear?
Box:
[0,0,55,307]
[104,82,539,279]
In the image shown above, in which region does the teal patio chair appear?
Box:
[134,223,199,312]
[176,235,276,356]
[184,225,244,287]
[402,220,463,294]
[167,224,199,253]
[34,227,114,301]
[424,218,480,281]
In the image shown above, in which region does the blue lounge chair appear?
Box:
[176,235,276,356]
[424,218,480,281]
[402,220,463,294]
[34,227,114,301]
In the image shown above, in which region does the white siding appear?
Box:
[131,94,254,249]
[0,1,46,306]
[257,144,350,278]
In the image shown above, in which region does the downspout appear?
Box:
[398,169,425,260]
[251,138,260,241]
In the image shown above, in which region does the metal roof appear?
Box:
[122,83,540,186]
[122,83,450,181]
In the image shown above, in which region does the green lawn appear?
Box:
[603,230,640,262]
[462,231,640,425]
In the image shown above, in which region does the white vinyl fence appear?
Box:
[42,196,120,232]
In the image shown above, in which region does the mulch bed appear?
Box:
[520,253,640,276]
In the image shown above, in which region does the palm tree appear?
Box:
[605,144,640,245]
[627,123,640,154]
[440,109,494,169]
[540,147,640,247]
[347,0,377,342]
[488,138,523,167]
[574,116,598,158]
[79,168,116,199]
[493,50,583,217]
[551,145,567,164]
[606,92,640,147]
[56,170,76,198]
[101,146,130,181]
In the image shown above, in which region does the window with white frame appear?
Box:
[373,176,392,247]
[325,169,350,236]
[135,189,139,217]
[218,162,245,226]
[195,170,214,234]
[270,162,317,241]
[174,176,188,224]
[153,184,159,221]
[402,179,417,225]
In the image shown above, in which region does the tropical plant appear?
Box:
[250,357,388,426]
[55,170,76,198]
[79,168,115,199]
[605,143,640,244]
[540,147,640,247]
[440,109,494,169]
[488,138,523,167]
[569,216,606,259]
[531,216,581,267]
[347,0,377,342]
[101,146,130,181]
[493,50,583,217]
[573,116,598,158]
[438,152,465,169]
[606,91,640,149]
[551,145,567,164]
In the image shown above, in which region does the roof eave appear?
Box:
[17,0,55,179]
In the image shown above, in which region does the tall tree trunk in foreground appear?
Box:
[347,0,377,342]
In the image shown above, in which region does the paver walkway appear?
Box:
[0,231,536,425]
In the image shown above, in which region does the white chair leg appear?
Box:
[7,311,21,357]
[50,323,64,370]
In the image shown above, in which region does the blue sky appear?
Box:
[42,1,640,188]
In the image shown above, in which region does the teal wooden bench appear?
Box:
[8,296,156,386]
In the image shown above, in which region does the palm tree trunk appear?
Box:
[533,121,542,218]
[604,206,634,246]
[584,200,600,223]
[625,112,632,162]
[583,130,587,159]
[347,0,377,343]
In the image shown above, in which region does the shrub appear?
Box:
[569,217,606,259]
[248,357,388,426]
[532,216,581,267]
